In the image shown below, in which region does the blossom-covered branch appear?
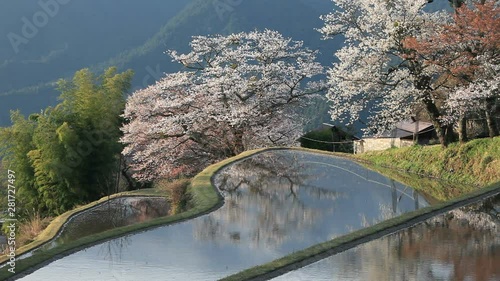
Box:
[404,0,499,139]
[320,0,453,145]
[121,30,325,181]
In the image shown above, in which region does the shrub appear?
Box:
[154,179,191,214]
[300,127,354,153]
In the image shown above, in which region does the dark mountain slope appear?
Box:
[0,0,340,126]
[0,0,452,126]
[0,1,191,94]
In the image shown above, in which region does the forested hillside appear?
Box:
[0,0,189,93]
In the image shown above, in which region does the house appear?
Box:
[353,120,436,154]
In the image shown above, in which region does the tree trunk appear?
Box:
[485,99,499,137]
[445,124,455,144]
[231,128,246,156]
[121,168,136,190]
[422,94,448,148]
[413,118,419,144]
[458,116,468,143]
[433,120,448,148]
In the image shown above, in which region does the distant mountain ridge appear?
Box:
[0,0,450,126]
[0,0,339,126]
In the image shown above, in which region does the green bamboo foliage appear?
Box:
[0,67,133,216]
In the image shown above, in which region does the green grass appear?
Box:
[355,137,500,188]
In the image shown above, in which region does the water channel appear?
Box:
[17,150,430,280]
[0,197,170,263]
[274,193,500,281]
[37,197,169,254]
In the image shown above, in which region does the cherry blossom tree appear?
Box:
[319,0,453,146]
[444,69,499,138]
[121,30,325,182]
[404,0,500,140]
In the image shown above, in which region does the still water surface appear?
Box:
[24,196,170,257]
[18,150,429,280]
[274,194,500,281]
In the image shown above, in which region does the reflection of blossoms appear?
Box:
[446,208,498,231]
[360,203,396,228]
[197,151,342,248]
[319,0,450,138]
[280,195,500,281]
[433,194,500,232]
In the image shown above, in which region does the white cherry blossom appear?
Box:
[320,0,450,142]
[121,30,325,181]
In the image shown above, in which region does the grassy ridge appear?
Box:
[355,137,500,188]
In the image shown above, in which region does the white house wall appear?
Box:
[354,138,414,154]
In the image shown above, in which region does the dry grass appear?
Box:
[154,178,191,214]
[2,212,52,254]
[18,213,52,246]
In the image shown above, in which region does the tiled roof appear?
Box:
[367,120,434,139]
[396,120,433,133]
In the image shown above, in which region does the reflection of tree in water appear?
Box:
[48,197,169,246]
[126,198,169,224]
[197,151,343,248]
[336,194,500,281]
[101,197,170,227]
[360,183,424,228]
[97,235,133,279]
[98,236,132,262]
[447,194,500,230]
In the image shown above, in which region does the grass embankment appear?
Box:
[354,137,500,200]
[0,148,267,280]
